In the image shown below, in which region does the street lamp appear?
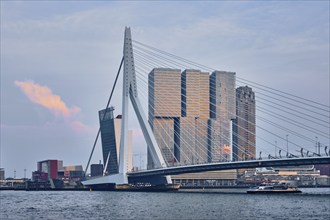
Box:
[286,135,289,155]
[275,141,277,158]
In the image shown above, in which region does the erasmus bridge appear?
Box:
[82,27,330,188]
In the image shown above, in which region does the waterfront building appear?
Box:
[148,68,210,166]
[209,71,236,162]
[32,171,48,181]
[91,164,104,177]
[148,68,237,182]
[148,69,237,164]
[37,160,58,180]
[232,86,256,162]
[180,70,210,164]
[99,107,118,175]
[63,165,84,179]
[0,168,4,180]
[99,108,133,174]
[314,164,330,176]
[239,165,330,187]
[148,68,182,168]
[172,170,237,186]
[181,69,209,119]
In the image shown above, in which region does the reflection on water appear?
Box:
[1,188,329,219]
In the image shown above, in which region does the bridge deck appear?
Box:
[128,157,330,177]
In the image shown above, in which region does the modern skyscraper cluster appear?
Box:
[148,68,255,169]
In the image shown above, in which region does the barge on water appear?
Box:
[88,183,180,192]
[247,182,302,194]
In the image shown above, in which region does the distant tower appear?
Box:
[232,86,256,161]
[99,108,133,175]
[90,164,104,177]
[0,168,5,180]
[99,107,119,175]
[114,115,133,172]
[209,71,236,162]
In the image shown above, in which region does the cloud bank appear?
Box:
[14,80,80,117]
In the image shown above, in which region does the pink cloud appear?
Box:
[15,80,80,117]
[70,121,90,133]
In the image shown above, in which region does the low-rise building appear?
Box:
[239,165,330,187]
[172,170,237,186]
[0,168,5,180]
[91,164,104,177]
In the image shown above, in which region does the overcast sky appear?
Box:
[1,1,329,178]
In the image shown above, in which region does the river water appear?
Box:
[1,188,329,219]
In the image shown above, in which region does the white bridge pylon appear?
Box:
[119,27,171,184]
[82,27,171,187]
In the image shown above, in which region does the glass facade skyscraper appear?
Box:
[99,108,133,174]
[99,107,119,175]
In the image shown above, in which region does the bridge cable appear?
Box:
[133,47,328,140]
[133,45,330,123]
[83,56,124,177]
[134,50,328,156]
[133,40,330,111]
[136,69,258,162]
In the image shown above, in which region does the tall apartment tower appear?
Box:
[232,86,256,161]
[148,68,182,168]
[180,69,209,164]
[99,108,132,175]
[148,68,210,168]
[99,107,118,175]
[209,71,236,162]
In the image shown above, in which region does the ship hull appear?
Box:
[89,183,180,192]
[247,189,302,194]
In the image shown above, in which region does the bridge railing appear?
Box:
[128,153,329,173]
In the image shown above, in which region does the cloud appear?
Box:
[14,80,80,117]
[70,120,90,133]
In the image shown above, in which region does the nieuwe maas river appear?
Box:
[1,188,330,219]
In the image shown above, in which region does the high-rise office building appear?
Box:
[181,69,209,118]
[99,108,133,174]
[180,70,209,164]
[99,107,118,175]
[148,68,210,167]
[148,68,238,183]
[209,71,236,162]
[232,86,256,161]
[148,68,181,168]
[149,68,182,120]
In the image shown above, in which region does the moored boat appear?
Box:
[247,182,302,194]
